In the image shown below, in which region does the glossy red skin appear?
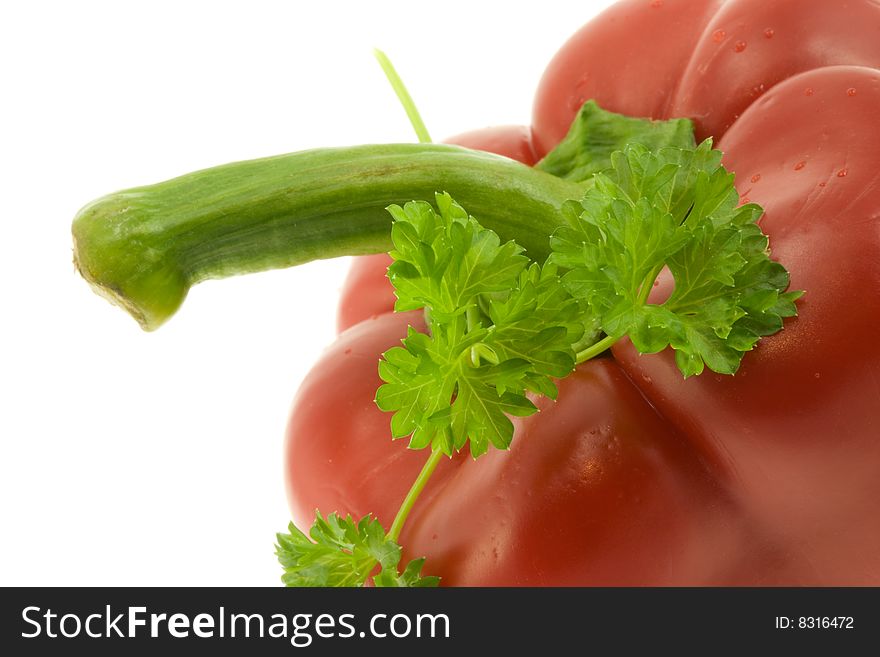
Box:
[336,125,538,333]
[405,358,784,586]
[444,124,538,167]
[289,311,803,584]
[533,0,880,147]
[335,254,396,335]
[291,1,880,584]
[286,310,466,531]
[613,66,880,582]
[531,0,722,157]
[669,0,880,141]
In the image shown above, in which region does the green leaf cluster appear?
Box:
[536,100,695,183]
[275,512,438,587]
[549,141,801,377]
[376,193,584,456]
[276,103,803,589]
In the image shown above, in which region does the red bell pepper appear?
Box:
[297,0,880,584]
[72,0,880,585]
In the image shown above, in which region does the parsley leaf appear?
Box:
[373,557,439,587]
[376,193,584,457]
[385,193,529,318]
[275,512,438,587]
[536,100,695,183]
[549,140,801,377]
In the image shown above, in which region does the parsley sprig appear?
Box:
[276,114,800,588]
[276,512,438,587]
[376,193,584,457]
[550,141,801,376]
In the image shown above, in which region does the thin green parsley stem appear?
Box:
[575,334,618,364]
[374,48,432,144]
[466,306,482,366]
[637,264,663,305]
[387,448,444,543]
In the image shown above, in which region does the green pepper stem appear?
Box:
[387,448,444,544]
[72,143,582,330]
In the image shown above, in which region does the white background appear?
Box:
[0,0,611,585]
